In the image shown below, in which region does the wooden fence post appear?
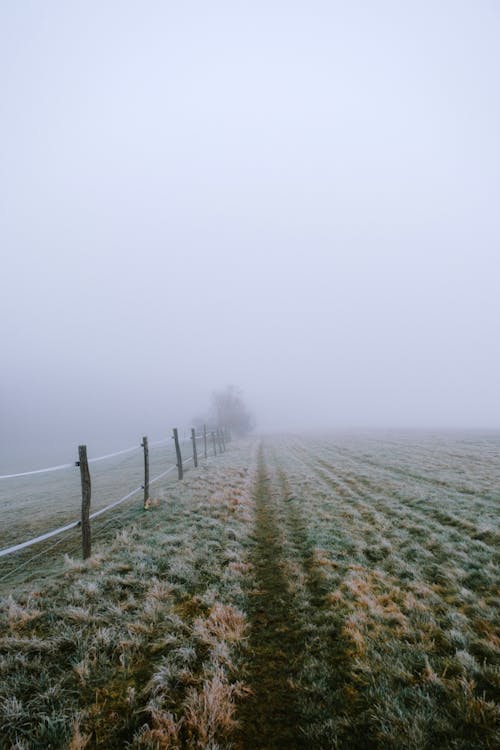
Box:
[142,436,149,508]
[191,428,198,468]
[173,428,183,479]
[78,445,92,559]
[211,431,217,456]
[203,424,208,459]
[220,428,226,452]
[216,428,223,453]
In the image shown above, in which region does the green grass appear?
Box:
[0,434,499,749]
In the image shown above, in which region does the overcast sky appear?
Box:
[1,1,499,468]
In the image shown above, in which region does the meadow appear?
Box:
[0,433,498,748]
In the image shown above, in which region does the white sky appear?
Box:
[1,1,499,467]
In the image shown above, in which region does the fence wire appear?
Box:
[0,427,229,581]
[0,461,180,559]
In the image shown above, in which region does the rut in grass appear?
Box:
[270,450,377,750]
[235,446,307,750]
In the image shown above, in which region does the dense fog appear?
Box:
[1,1,499,470]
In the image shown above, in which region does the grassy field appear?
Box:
[0,434,498,749]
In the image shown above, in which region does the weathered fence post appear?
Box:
[173,428,183,479]
[216,428,223,453]
[78,445,91,559]
[220,427,226,452]
[211,431,217,456]
[191,428,198,468]
[203,424,208,459]
[142,436,149,508]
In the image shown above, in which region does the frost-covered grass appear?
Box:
[0,433,499,749]
[0,442,187,552]
[0,442,257,749]
[265,435,500,749]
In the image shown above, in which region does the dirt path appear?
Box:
[236,441,366,750]
[236,446,307,750]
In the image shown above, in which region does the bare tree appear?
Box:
[211,385,254,437]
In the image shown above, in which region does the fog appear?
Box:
[1,1,499,470]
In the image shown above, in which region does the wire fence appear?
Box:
[0,425,230,586]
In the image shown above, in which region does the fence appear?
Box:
[0,425,231,581]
